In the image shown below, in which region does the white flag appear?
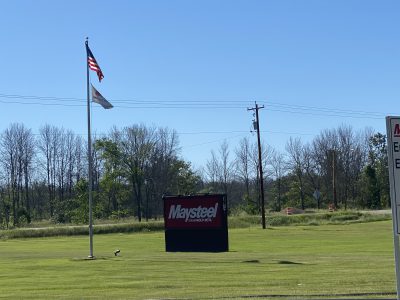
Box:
[91,84,113,109]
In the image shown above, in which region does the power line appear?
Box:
[0,99,84,107]
[0,91,396,118]
[263,101,385,117]
[264,107,384,120]
[179,130,248,135]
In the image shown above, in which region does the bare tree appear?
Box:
[205,141,235,197]
[235,137,252,197]
[269,148,286,211]
[74,135,85,182]
[1,124,34,225]
[219,140,234,196]
[116,125,157,222]
[205,150,219,192]
[1,125,19,225]
[311,125,366,208]
[38,125,58,217]
[148,127,180,216]
[19,125,35,221]
[64,130,77,198]
[286,137,306,210]
[312,129,339,207]
[151,128,180,195]
[302,143,322,208]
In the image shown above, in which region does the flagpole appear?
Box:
[85,37,94,259]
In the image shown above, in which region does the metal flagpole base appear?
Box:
[87,255,96,260]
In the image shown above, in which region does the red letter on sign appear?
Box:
[395,124,400,137]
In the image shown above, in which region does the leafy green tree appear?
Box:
[360,165,380,209]
[95,138,126,216]
[368,133,390,207]
[170,160,202,195]
[69,179,89,223]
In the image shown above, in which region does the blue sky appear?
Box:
[1,1,399,168]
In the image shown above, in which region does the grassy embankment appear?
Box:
[0,210,391,239]
[0,217,397,299]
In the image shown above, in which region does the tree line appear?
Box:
[203,125,389,214]
[0,123,390,228]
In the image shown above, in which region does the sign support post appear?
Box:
[393,234,400,300]
[386,116,400,300]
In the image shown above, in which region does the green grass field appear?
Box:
[0,221,398,299]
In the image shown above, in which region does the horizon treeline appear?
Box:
[0,122,390,229]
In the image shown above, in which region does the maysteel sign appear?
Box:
[163,194,228,252]
[167,201,220,227]
[168,203,218,219]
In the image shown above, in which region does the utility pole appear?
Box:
[248,102,266,229]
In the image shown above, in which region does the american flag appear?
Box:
[86,43,104,82]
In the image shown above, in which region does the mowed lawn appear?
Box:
[0,221,397,299]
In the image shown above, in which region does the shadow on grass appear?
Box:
[277,260,304,265]
[162,292,396,300]
[242,259,260,263]
[242,260,306,265]
[70,256,116,261]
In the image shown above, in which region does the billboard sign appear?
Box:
[163,194,228,252]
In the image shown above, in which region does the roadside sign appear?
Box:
[163,194,228,252]
[386,116,400,234]
[386,116,400,300]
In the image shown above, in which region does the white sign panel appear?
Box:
[387,116,400,235]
